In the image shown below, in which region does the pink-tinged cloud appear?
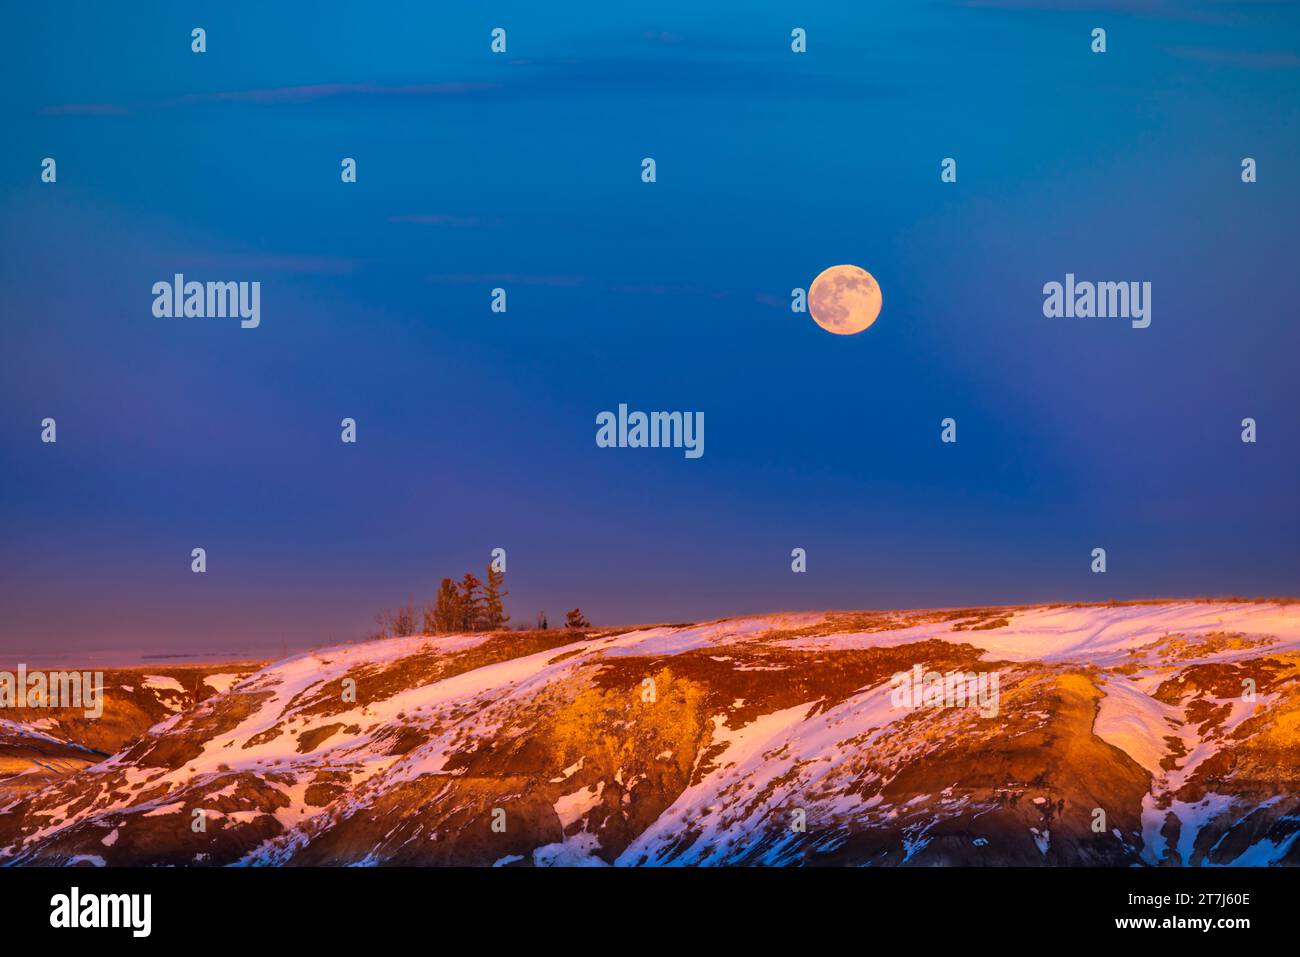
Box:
[42,81,498,116]
[958,0,1193,12]
[957,0,1291,26]
[38,103,130,116]
[1165,46,1300,69]
[501,58,580,66]
[165,82,498,105]
[427,273,588,287]
[605,282,719,297]
[388,214,497,227]
[159,253,360,275]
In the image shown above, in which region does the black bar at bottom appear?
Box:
[0,865,1279,943]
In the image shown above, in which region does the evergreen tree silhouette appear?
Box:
[458,572,484,630]
[484,563,509,629]
[431,577,461,633]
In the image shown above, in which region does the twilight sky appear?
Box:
[2,1,1298,656]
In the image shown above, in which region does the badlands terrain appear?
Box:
[1,600,1297,866]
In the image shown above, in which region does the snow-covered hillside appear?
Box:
[2,601,1297,866]
[0,663,259,803]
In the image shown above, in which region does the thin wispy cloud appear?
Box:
[426,273,588,287]
[956,0,1299,25]
[41,80,498,116]
[489,55,887,100]
[166,81,497,105]
[1165,44,1300,68]
[423,272,761,300]
[38,103,129,116]
[388,214,499,227]
[41,52,884,119]
[156,253,360,275]
[641,30,687,45]
[605,282,733,299]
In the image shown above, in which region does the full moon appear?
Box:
[808,264,882,335]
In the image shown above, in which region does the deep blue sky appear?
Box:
[3,2,1298,655]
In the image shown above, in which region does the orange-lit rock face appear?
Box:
[1,602,1298,866]
[0,663,260,803]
